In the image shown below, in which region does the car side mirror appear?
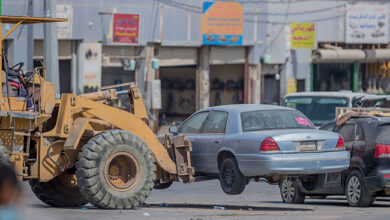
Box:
[169,126,178,134]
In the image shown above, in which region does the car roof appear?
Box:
[284,91,367,99]
[202,104,293,113]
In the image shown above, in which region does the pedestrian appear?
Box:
[0,164,20,220]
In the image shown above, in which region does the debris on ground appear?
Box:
[213,206,226,210]
[142,212,151,217]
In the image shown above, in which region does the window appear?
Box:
[320,121,336,131]
[377,125,390,143]
[179,112,209,134]
[241,110,314,132]
[337,124,354,142]
[201,111,228,133]
[284,96,349,126]
[354,124,365,141]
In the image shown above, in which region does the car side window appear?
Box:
[354,124,365,141]
[179,112,209,134]
[320,122,336,131]
[337,124,355,142]
[201,111,228,134]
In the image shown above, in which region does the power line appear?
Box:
[156,0,345,16]
[156,0,346,24]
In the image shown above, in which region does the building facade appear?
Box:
[3,0,390,123]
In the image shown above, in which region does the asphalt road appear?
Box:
[18,179,390,220]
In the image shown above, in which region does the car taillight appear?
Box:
[260,137,280,152]
[375,145,390,158]
[336,135,345,149]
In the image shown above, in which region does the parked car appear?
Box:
[168,104,350,195]
[279,114,390,207]
[284,91,367,127]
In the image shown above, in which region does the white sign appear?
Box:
[82,43,102,93]
[56,4,73,39]
[346,4,388,43]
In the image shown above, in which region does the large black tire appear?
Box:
[29,172,87,207]
[279,178,305,204]
[0,142,10,165]
[75,130,156,209]
[345,170,373,207]
[219,157,246,195]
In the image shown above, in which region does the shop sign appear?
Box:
[56,4,73,39]
[290,23,315,49]
[201,2,243,46]
[346,4,388,43]
[82,43,102,93]
[286,78,297,94]
[112,13,140,44]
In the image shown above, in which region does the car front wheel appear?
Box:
[279,178,305,204]
[345,170,373,207]
[219,158,246,195]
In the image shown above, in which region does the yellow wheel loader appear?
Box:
[0,16,193,209]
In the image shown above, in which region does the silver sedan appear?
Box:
[169,104,350,195]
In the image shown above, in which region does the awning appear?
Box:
[312,49,366,63]
[365,49,390,62]
[313,49,390,63]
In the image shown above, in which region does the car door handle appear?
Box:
[214,140,221,144]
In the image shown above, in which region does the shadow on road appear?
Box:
[143,203,312,212]
[264,196,390,208]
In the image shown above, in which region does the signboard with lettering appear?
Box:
[56,4,73,39]
[112,13,140,44]
[346,4,388,43]
[201,2,243,46]
[291,23,315,49]
[82,43,102,93]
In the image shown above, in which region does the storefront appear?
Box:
[209,47,245,106]
[159,47,197,119]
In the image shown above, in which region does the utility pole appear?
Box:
[27,0,34,71]
[44,0,60,95]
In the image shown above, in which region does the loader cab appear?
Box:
[0,16,65,113]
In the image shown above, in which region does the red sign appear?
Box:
[112,13,140,44]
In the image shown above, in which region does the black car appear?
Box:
[279,115,390,207]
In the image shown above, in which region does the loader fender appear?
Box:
[75,96,177,174]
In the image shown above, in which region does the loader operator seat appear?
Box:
[2,56,35,111]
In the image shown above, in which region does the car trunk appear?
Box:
[253,129,339,153]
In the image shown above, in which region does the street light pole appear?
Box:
[43,0,60,95]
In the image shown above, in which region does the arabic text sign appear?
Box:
[201,2,243,45]
[56,4,73,39]
[112,13,140,44]
[82,43,102,93]
[291,23,315,49]
[346,4,388,43]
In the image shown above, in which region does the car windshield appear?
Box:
[241,109,314,132]
[284,96,349,126]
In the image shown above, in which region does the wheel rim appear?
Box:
[104,151,140,191]
[347,176,361,203]
[281,178,295,202]
[223,165,235,188]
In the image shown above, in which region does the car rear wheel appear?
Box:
[219,158,246,195]
[280,178,305,204]
[345,170,373,207]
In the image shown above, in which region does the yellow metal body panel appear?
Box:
[0,16,67,24]
[43,94,177,175]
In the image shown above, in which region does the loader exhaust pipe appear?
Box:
[80,89,118,101]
